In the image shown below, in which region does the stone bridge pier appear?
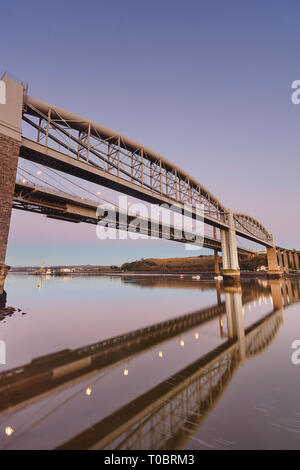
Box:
[276,248,300,275]
[293,251,300,271]
[0,74,24,293]
[219,210,283,281]
[266,238,282,279]
[221,210,240,284]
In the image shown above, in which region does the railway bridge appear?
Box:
[0,74,299,289]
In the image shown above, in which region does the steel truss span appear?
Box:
[20,95,273,246]
[233,213,273,246]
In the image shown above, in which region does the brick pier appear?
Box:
[0,74,24,292]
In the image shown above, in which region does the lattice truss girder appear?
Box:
[233,213,273,244]
[22,104,226,221]
[22,102,274,244]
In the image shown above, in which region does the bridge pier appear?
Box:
[213,227,220,275]
[288,250,295,271]
[221,211,240,284]
[277,248,284,273]
[267,239,282,279]
[214,250,220,274]
[294,251,300,271]
[0,74,24,292]
[282,249,289,274]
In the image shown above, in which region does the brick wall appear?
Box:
[0,132,20,265]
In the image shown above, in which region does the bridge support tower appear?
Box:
[288,251,295,271]
[294,250,300,272]
[0,74,24,293]
[267,238,282,279]
[282,249,289,274]
[277,248,284,273]
[221,211,240,284]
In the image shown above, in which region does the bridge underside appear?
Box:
[13,182,253,257]
[19,138,273,248]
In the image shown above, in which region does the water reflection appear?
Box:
[0,276,298,449]
[58,281,286,450]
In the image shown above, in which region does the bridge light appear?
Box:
[158,351,163,358]
[22,178,27,183]
[86,387,92,396]
[5,426,14,437]
[180,340,185,347]
[123,368,129,376]
[37,170,42,175]
[195,332,199,340]
[97,191,101,196]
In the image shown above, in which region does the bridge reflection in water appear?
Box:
[0,279,299,450]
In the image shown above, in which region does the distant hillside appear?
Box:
[121,255,220,273]
[121,253,268,273]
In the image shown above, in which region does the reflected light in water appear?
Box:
[5,427,14,437]
[123,369,129,376]
[85,387,92,396]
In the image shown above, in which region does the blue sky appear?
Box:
[2,0,300,265]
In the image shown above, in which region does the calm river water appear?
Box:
[0,274,299,450]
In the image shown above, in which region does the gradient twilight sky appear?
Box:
[1,0,300,266]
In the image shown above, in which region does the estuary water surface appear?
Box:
[0,274,300,450]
